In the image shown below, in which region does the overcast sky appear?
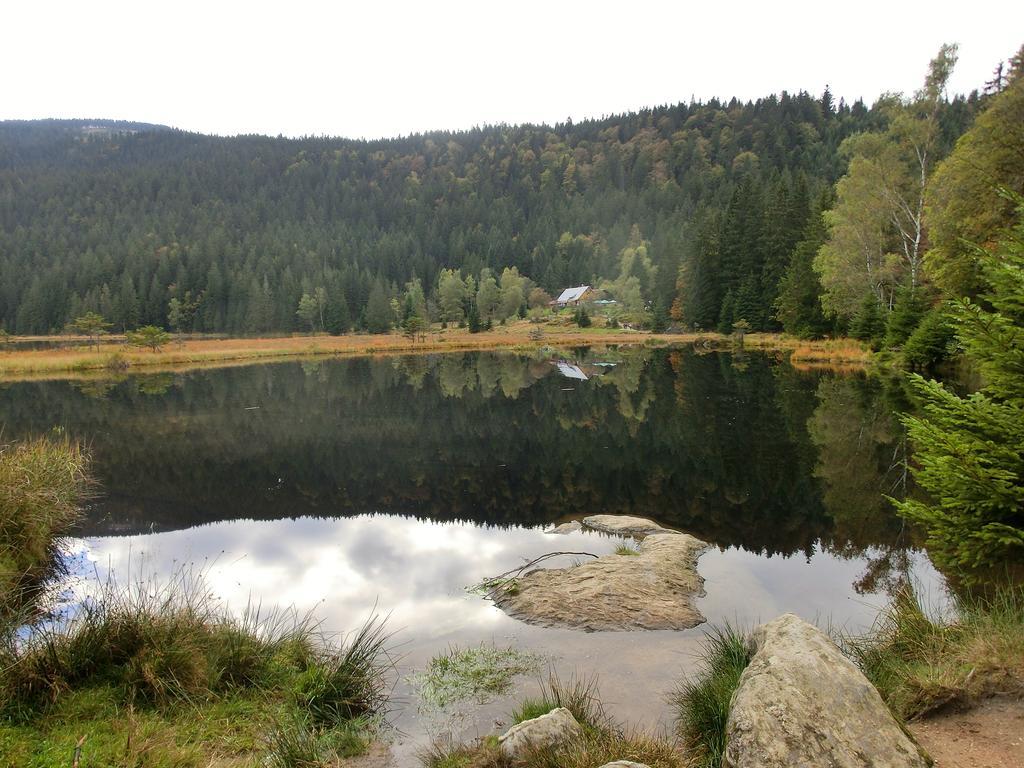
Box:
[4,1,1021,140]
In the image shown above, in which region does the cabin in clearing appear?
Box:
[552,285,592,307]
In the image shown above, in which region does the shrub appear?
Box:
[901,307,956,370]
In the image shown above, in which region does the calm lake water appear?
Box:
[0,347,943,760]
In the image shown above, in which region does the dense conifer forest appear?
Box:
[3,45,1021,346]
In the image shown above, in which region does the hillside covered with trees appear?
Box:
[1,46,1019,347]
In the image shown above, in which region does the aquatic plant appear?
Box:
[410,644,542,710]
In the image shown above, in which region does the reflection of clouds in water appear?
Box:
[698,546,945,632]
[68,515,947,760]
[72,515,620,642]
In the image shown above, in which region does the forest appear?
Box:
[3,45,1020,347]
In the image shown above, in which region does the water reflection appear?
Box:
[0,349,921,564]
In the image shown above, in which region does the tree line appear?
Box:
[0,76,981,336]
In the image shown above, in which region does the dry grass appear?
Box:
[0,325,667,379]
[0,327,872,380]
[0,436,91,623]
[842,584,1024,720]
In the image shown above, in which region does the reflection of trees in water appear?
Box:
[0,351,919,568]
[808,373,923,593]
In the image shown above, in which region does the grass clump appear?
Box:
[294,616,392,724]
[614,541,640,556]
[0,575,393,765]
[410,644,542,710]
[423,676,685,768]
[509,674,606,729]
[265,713,373,768]
[0,435,91,622]
[671,625,753,768]
[843,583,1024,720]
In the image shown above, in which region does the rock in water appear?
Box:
[582,514,673,537]
[492,532,708,631]
[499,706,582,758]
[724,614,929,768]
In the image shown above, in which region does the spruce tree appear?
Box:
[895,203,1024,577]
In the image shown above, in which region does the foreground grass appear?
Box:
[843,584,1024,720]
[0,326,872,380]
[421,676,687,768]
[0,436,392,767]
[671,627,752,768]
[0,575,392,767]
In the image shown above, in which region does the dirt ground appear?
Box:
[909,696,1024,768]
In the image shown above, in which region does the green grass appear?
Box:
[508,674,606,729]
[409,644,542,710]
[671,625,753,768]
[842,583,1024,720]
[614,541,640,556]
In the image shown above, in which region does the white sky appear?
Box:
[3,1,1021,140]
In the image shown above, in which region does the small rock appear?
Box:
[724,613,930,768]
[599,763,651,768]
[498,706,582,758]
[582,514,673,538]
[545,520,582,534]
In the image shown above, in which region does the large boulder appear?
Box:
[491,532,708,631]
[724,614,929,768]
[582,514,673,538]
[499,706,582,758]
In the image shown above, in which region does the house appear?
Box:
[552,285,592,307]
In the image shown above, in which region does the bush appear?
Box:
[125,325,172,352]
[902,307,956,369]
[884,287,929,348]
[573,306,591,328]
[849,293,886,347]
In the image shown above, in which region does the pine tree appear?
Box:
[895,202,1024,577]
[364,280,393,334]
[849,293,886,346]
[774,199,831,338]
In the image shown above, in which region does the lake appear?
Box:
[0,347,943,758]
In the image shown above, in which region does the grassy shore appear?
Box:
[0,325,872,380]
[0,436,393,767]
